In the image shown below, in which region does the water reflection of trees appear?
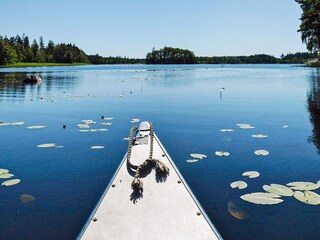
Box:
[0,71,77,103]
[308,69,320,153]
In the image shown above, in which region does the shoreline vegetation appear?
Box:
[0,34,319,67]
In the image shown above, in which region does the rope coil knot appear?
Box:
[126,122,169,194]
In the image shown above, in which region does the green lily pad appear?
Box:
[230,181,248,189]
[190,153,207,159]
[220,129,234,132]
[0,173,14,179]
[215,151,230,157]
[91,146,105,149]
[287,181,320,191]
[0,169,9,174]
[186,159,199,163]
[254,150,269,156]
[2,179,21,186]
[240,192,283,205]
[27,125,46,129]
[263,184,293,196]
[37,143,57,148]
[242,171,260,178]
[251,134,268,138]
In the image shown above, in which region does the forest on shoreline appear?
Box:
[0,34,317,66]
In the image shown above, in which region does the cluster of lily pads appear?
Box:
[0,168,21,187]
[231,175,320,205]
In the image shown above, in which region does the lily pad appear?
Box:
[20,194,36,203]
[122,137,130,141]
[131,118,140,123]
[190,153,207,159]
[27,125,46,129]
[97,129,108,132]
[2,179,21,186]
[251,134,268,138]
[293,191,320,205]
[287,181,320,191]
[230,181,248,189]
[215,151,230,157]
[79,129,90,132]
[0,169,9,174]
[91,146,105,149]
[11,122,25,126]
[282,125,288,128]
[37,143,57,148]
[240,192,283,205]
[81,120,96,125]
[236,124,255,129]
[101,122,112,126]
[103,117,113,120]
[55,146,64,148]
[242,171,260,178]
[263,184,293,196]
[0,173,14,179]
[186,159,199,163]
[220,129,234,132]
[77,124,90,128]
[254,150,269,156]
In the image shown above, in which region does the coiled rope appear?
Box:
[127,122,169,193]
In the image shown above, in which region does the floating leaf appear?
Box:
[240,192,283,205]
[20,194,36,203]
[190,153,207,159]
[263,184,293,196]
[0,173,14,179]
[220,129,234,132]
[215,151,230,157]
[101,122,112,126]
[287,181,320,191]
[55,146,64,148]
[293,191,320,205]
[37,143,57,148]
[186,159,199,163]
[103,117,113,120]
[0,169,9,174]
[81,120,96,125]
[122,137,130,141]
[2,179,21,186]
[236,124,255,129]
[227,200,248,220]
[27,125,46,129]
[131,118,140,123]
[282,125,288,128]
[230,181,248,189]
[251,134,268,138]
[254,150,269,156]
[0,122,24,126]
[91,146,105,149]
[11,122,24,126]
[77,124,90,128]
[242,171,260,178]
[79,129,90,132]
[97,129,108,132]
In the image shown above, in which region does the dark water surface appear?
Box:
[0,64,320,240]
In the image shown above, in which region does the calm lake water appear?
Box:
[0,64,320,240]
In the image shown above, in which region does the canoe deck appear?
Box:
[78,132,221,240]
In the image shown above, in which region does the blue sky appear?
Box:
[1,0,306,58]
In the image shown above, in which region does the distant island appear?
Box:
[0,34,317,67]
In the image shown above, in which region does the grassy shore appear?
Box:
[0,62,89,68]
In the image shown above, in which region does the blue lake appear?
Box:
[0,64,320,240]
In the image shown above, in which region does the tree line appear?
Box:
[197,52,317,64]
[0,34,90,65]
[0,34,318,66]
